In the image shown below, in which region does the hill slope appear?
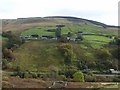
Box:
[2,16,119,36]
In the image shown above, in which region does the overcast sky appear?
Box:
[0,0,119,25]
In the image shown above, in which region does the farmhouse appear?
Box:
[20,35,39,39]
[20,35,31,39]
[41,36,57,40]
[109,69,120,74]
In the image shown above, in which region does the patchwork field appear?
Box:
[21,24,118,36]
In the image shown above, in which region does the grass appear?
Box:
[21,27,56,36]
[21,23,118,37]
[10,39,104,73]
[83,35,113,48]
[61,24,118,35]
[84,35,113,42]
[21,25,113,49]
[12,41,64,72]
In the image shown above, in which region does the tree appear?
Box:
[95,48,111,60]
[67,32,72,37]
[111,47,120,59]
[59,36,68,43]
[64,65,78,78]
[55,27,61,39]
[76,33,83,41]
[73,71,85,82]
[109,37,120,45]
[57,44,76,64]
[2,31,24,49]
[114,37,120,45]
[3,48,15,60]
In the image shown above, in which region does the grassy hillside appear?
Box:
[3,17,119,36]
[6,39,116,73]
[83,35,113,48]
[21,23,118,36]
[11,41,64,72]
[2,16,116,72]
[2,17,120,86]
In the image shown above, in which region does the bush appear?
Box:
[3,76,9,81]
[113,76,120,82]
[84,74,96,82]
[73,71,84,82]
[3,48,15,60]
[59,75,67,81]
[31,73,38,78]
[24,72,32,78]
[87,71,94,76]
[2,59,9,69]
[59,36,68,43]
[64,66,78,78]
[95,76,113,82]
[6,62,14,70]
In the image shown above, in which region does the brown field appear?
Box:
[2,77,119,88]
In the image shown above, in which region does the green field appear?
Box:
[61,24,118,35]
[21,26,114,49]
[21,27,56,36]
[84,35,112,42]
[21,24,118,37]
[82,35,113,48]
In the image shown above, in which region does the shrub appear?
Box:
[3,48,15,60]
[64,65,78,78]
[10,72,18,77]
[113,76,120,82]
[73,71,84,82]
[3,76,9,81]
[24,72,32,78]
[59,75,67,81]
[84,74,96,82]
[31,73,38,78]
[59,36,68,43]
[6,62,13,70]
[95,76,112,82]
[2,59,9,69]
[87,71,94,76]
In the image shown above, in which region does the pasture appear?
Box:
[82,35,113,48]
[21,24,118,37]
[20,25,114,49]
[21,27,56,36]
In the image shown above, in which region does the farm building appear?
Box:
[109,69,120,74]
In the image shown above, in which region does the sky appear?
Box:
[0,0,119,26]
